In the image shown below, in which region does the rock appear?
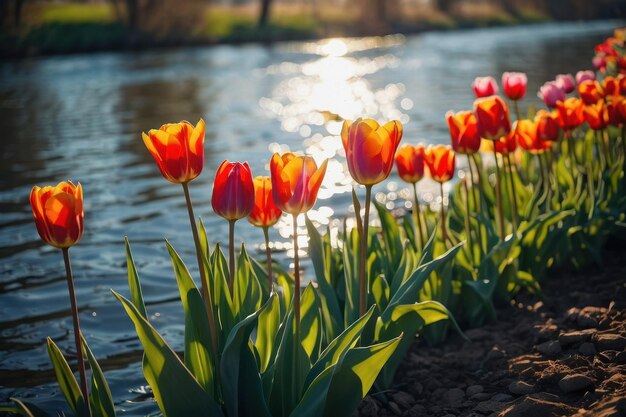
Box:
[465,328,492,341]
[388,401,402,416]
[442,388,465,405]
[537,324,559,340]
[474,400,506,414]
[565,307,580,321]
[405,404,426,417]
[509,380,535,395]
[558,329,596,346]
[579,342,597,356]
[486,346,506,361]
[594,334,626,351]
[466,385,484,397]
[558,374,594,393]
[428,405,442,414]
[358,397,379,417]
[498,396,577,417]
[392,391,414,409]
[537,340,562,356]
[577,314,598,329]
[492,393,514,402]
[615,351,626,364]
[471,392,493,401]
[441,414,456,417]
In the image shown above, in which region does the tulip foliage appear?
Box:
[11,27,626,417]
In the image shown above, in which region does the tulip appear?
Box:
[555,74,575,93]
[30,181,83,249]
[474,96,512,141]
[472,76,499,98]
[556,97,585,131]
[142,119,205,184]
[576,70,596,84]
[535,110,561,143]
[602,76,620,97]
[446,111,481,154]
[583,100,610,131]
[341,118,403,186]
[502,72,527,101]
[538,82,566,108]
[425,144,455,242]
[515,119,547,154]
[30,181,90,416]
[395,144,427,249]
[248,176,283,291]
[270,152,327,330]
[592,55,606,71]
[577,80,603,105]
[607,96,626,127]
[212,160,254,294]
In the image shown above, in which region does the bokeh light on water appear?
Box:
[0,21,617,414]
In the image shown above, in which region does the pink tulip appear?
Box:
[472,76,499,98]
[538,82,566,108]
[575,70,595,84]
[555,74,575,93]
[502,72,527,101]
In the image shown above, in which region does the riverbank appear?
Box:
[358,242,626,417]
[1,1,622,59]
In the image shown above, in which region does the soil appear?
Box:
[358,244,626,417]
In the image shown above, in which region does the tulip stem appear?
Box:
[228,219,236,297]
[181,182,219,355]
[62,248,91,417]
[492,148,506,240]
[411,182,424,251]
[263,226,273,293]
[462,177,473,264]
[467,155,479,212]
[359,186,372,318]
[537,153,548,209]
[513,100,522,122]
[505,153,518,232]
[292,214,301,336]
[468,154,484,254]
[439,182,448,244]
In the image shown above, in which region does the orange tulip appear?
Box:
[577,80,603,105]
[446,111,481,154]
[270,153,328,214]
[584,100,610,131]
[515,119,548,154]
[395,144,425,183]
[248,176,282,227]
[602,76,620,97]
[474,96,512,141]
[425,144,455,183]
[211,160,254,221]
[607,96,626,126]
[341,118,403,186]
[555,98,584,131]
[535,110,560,143]
[495,129,518,155]
[142,119,205,183]
[30,181,84,248]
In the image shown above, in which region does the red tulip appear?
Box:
[472,76,499,98]
[555,98,585,131]
[211,161,255,221]
[395,144,425,183]
[142,120,205,183]
[495,130,518,155]
[248,176,282,227]
[502,72,527,100]
[577,80,603,105]
[576,70,596,84]
[607,96,626,126]
[474,96,512,141]
[425,145,455,183]
[555,74,575,93]
[538,82,566,108]
[341,118,403,186]
[270,153,327,214]
[534,110,560,143]
[584,100,610,131]
[30,181,84,248]
[602,76,620,97]
[446,111,481,154]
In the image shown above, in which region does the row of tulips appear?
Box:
[6,28,626,417]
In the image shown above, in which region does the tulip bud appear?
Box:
[602,76,620,96]
[395,144,425,184]
[474,96,511,141]
[534,110,560,143]
[583,100,610,131]
[211,161,255,221]
[502,72,527,101]
[495,129,518,155]
[607,96,626,127]
[577,80,603,105]
[425,145,455,183]
[538,82,566,108]
[515,119,549,154]
[555,74,576,93]
[446,110,481,154]
[248,176,282,227]
[472,76,499,98]
[555,98,585,131]
[30,181,84,249]
[270,153,327,214]
[575,70,595,84]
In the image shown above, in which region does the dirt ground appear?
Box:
[358,244,626,417]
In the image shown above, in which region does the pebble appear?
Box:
[470,392,493,401]
[577,314,598,328]
[615,351,626,364]
[391,391,414,409]
[466,385,484,397]
[442,388,465,405]
[388,401,402,416]
[579,342,597,356]
[558,329,595,346]
[536,340,562,356]
[558,374,594,393]
[358,397,379,417]
[474,400,506,413]
[594,334,626,351]
[405,404,425,417]
[486,346,506,361]
[509,380,535,395]
[492,393,514,402]
[537,324,558,340]
[465,328,492,341]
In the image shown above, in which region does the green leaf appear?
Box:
[341,221,361,328]
[46,337,89,417]
[81,336,116,417]
[166,241,215,397]
[371,274,390,313]
[374,200,403,275]
[112,291,224,417]
[211,243,235,341]
[300,284,322,364]
[233,244,263,321]
[124,237,147,319]
[254,291,281,374]
[8,398,50,417]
